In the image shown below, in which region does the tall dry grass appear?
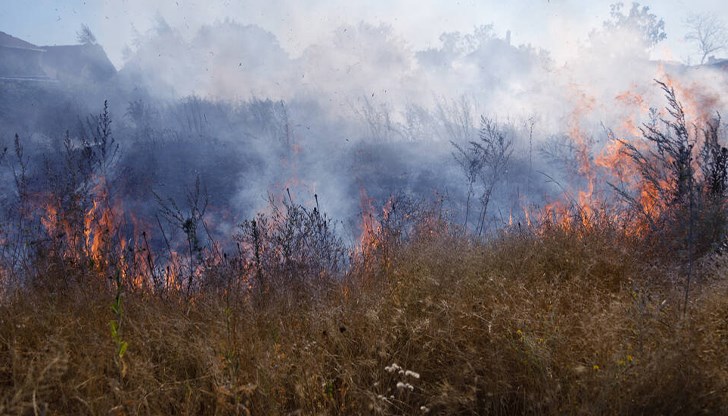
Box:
[1,222,727,415]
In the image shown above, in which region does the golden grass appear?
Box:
[1,227,727,415]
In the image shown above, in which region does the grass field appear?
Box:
[2,222,727,415]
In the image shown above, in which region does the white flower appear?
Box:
[404,370,420,379]
[384,363,402,373]
[396,381,414,391]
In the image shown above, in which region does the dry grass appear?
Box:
[1,225,727,415]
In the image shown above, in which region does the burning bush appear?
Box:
[1,101,122,291]
[611,81,728,312]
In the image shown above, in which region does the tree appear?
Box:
[76,24,97,45]
[415,25,495,68]
[603,2,667,48]
[685,14,727,64]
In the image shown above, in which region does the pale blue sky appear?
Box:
[1,0,725,68]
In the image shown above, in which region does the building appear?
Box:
[706,56,728,71]
[40,43,116,82]
[0,31,51,81]
[0,31,116,83]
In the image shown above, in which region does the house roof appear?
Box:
[0,31,44,51]
[40,43,117,81]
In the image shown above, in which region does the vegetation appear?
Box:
[1,81,728,415]
[2,216,728,415]
[76,24,98,46]
[3,2,728,413]
[684,13,728,65]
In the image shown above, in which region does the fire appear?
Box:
[40,203,60,237]
[84,198,114,268]
[116,217,154,291]
[40,197,82,260]
[615,87,650,137]
[531,83,601,232]
[82,178,122,275]
[165,251,183,291]
[657,70,721,126]
[357,186,381,258]
[523,205,532,228]
[533,70,721,237]
[36,174,164,289]
[354,187,406,275]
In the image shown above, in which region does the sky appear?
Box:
[1,0,726,69]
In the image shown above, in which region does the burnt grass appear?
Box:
[1,220,728,415]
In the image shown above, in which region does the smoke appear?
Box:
[2,1,728,246]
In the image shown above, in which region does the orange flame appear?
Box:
[357,186,381,258]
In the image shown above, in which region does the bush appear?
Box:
[618,81,728,259]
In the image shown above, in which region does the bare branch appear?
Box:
[685,14,728,64]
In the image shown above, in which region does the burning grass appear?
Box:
[2,80,728,414]
[1,222,727,415]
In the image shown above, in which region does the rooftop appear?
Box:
[0,31,44,51]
